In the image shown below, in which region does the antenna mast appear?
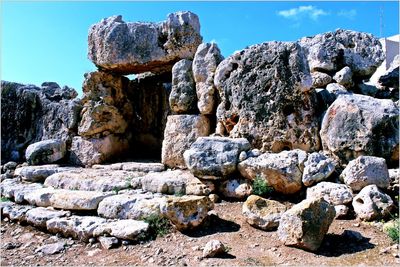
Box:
[380,4,385,38]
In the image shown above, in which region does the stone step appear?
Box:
[0,178,43,203]
[26,207,70,228]
[92,162,165,172]
[44,168,144,192]
[15,164,80,183]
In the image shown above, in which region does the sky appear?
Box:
[1,1,399,95]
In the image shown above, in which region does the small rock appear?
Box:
[99,236,119,250]
[202,240,226,258]
[122,240,130,246]
[36,242,65,255]
[239,151,248,162]
[302,152,336,187]
[208,194,219,203]
[88,237,96,244]
[333,66,353,88]
[2,242,21,250]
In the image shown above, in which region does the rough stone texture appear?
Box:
[242,195,287,230]
[333,66,353,88]
[49,190,114,211]
[1,81,81,163]
[93,220,149,240]
[169,59,197,113]
[2,203,34,222]
[218,179,252,199]
[24,188,56,207]
[311,72,332,88]
[388,169,399,194]
[92,162,165,172]
[192,43,224,114]
[46,215,107,242]
[184,137,251,179]
[202,240,226,258]
[97,193,166,219]
[162,115,211,169]
[340,156,390,192]
[0,178,43,203]
[185,177,215,196]
[334,205,349,218]
[325,83,350,97]
[302,152,336,187]
[44,169,141,192]
[378,55,400,89]
[299,29,384,77]
[36,242,65,255]
[320,94,399,166]
[25,139,66,165]
[15,165,78,183]
[160,195,214,231]
[306,182,353,205]
[98,236,119,250]
[88,12,202,74]
[139,170,194,195]
[69,135,129,167]
[352,184,394,221]
[277,197,336,252]
[238,149,308,194]
[215,41,320,153]
[26,207,70,228]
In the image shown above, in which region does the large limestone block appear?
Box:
[2,203,34,222]
[169,59,197,113]
[24,188,56,207]
[0,178,43,203]
[97,193,166,219]
[15,165,78,183]
[306,182,353,205]
[352,184,394,221]
[25,139,66,165]
[161,115,211,169]
[320,94,399,166]
[215,41,320,153]
[88,12,202,74]
[139,170,193,195]
[302,152,336,187]
[69,135,129,167]
[299,29,384,77]
[46,215,106,242]
[160,195,214,231]
[192,43,224,114]
[26,207,70,228]
[44,169,140,192]
[340,156,390,192]
[277,197,335,252]
[238,149,308,194]
[242,195,287,230]
[184,137,251,179]
[49,190,114,211]
[93,220,149,240]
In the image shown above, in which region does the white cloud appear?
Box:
[337,9,357,19]
[278,5,328,21]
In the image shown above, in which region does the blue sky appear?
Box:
[1,1,399,95]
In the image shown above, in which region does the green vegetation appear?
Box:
[385,216,399,244]
[0,197,11,202]
[139,214,171,241]
[252,175,274,197]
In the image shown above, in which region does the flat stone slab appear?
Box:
[0,178,43,203]
[92,162,165,172]
[49,190,114,210]
[44,169,144,192]
[2,203,34,222]
[15,164,79,182]
[26,207,70,228]
[46,215,107,242]
[139,170,192,195]
[93,219,149,240]
[24,188,56,207]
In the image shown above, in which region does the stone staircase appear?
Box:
[1,162,214,244]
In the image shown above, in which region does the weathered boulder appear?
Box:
[92,162,165,172]
[299,29,384,77]
[162,115,211,169]
[25,139,66,165]
[242,195,287,230]
[334,205,349,218]
[139,170,190,195]
[302,152,336,187]
[215,41,320,152]
[24,188,56,207]
[69,135,129,167]
[202,240,226,258]
[333,66,353,88]
[46,215,106,242]
[352,184,394,221]
[238,149,308,194]
[0,178,43,203]
[169,59,197,113]
[26,207,70,228]
[48,190,114,211]
[98,236,119,250]
[306,182,353,205]
[277,197,335,252]
[160,195,214,231]
[15,165,77,183]
[388,169,399,194]
[184,137,251,179]
[93,220,149,241]
[88,12,202,74]
[311,72,332,88]
[44,169,140,192]
[340,156,390,192]
[2,203,34,222]
[192,43,224,114]
[1,81,81,163]
[97,193,165,219]
[320,94,399,166]
[185,177,215,196]
[219,178,252,199]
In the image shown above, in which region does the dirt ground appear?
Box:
[1,201,399,266]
